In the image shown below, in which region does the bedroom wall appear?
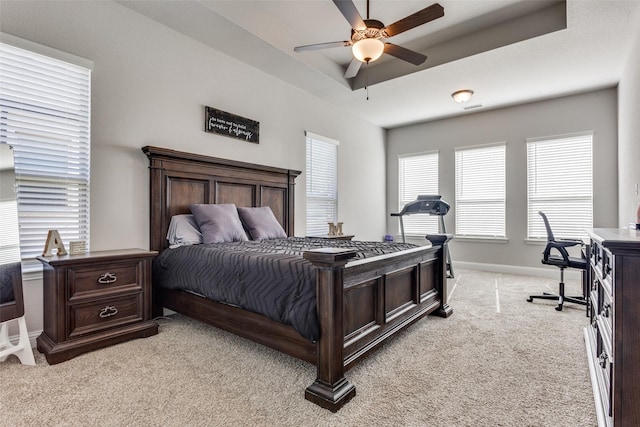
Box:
[386,89,618,272]
[618,25,640,227]
[0,1,387,335]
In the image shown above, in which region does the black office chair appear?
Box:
[527,211,587,311]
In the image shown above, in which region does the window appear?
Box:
[0,37,92,263]
[398,152,439,235]
[305,132,338,236]
[455,144,506,238]
[527,133,593,239]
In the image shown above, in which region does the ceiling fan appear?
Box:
[294,0,445,79]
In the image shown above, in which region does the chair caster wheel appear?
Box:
[526,297,533,302]
[555,305,563,311]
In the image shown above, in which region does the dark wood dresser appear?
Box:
[584,228,640,427]
[37,249,159,364]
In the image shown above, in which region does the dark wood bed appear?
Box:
[143,145,452,412]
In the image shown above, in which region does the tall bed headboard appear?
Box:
[142,146,301,252]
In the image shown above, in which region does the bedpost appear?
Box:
[427,234,454,318]
[303,248,357,412]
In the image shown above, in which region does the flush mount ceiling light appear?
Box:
[352,38,385,63]
[451,89,474,103]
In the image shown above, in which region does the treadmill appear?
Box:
[391,195,454,278]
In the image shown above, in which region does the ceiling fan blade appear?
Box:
[294,41,351,52]
[344,58,362,79]
[332,0,366,30]
[384,43,427,65]
[384,3,444,37]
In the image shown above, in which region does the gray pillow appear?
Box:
[237,206,287,240]
[189,204,248,244]
[166,214,203,248]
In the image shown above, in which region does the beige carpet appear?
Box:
[0,270,595,426]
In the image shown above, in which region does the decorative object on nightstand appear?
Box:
[42,229,67,256]
[69,240,87,255]
[36,249,159,364]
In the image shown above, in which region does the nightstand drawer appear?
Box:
[68,292,143,338]
[68,262,141,300]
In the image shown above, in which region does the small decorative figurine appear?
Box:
[42,230,67,256]
[328,222,337,236]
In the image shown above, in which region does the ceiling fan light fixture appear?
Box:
[352,38,384,63]
[451,89,474,103]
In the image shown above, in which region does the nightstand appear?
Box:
[307,235,355,241]
[36,249,159,364]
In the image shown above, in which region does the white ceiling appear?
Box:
[118,0,640,129]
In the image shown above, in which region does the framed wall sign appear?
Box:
[205,106,259,144]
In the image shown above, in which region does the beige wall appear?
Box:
[386,89,619,271]
[0,0,386,335]
[618,25,640,227]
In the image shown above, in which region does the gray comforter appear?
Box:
[152,237,417,341]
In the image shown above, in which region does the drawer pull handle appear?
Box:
[99,305,119,318]
[98,273,117,284]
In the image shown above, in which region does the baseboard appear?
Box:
[5,327,41,350]
[454,261,583,282]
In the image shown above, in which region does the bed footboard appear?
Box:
[303,248,358,411]
[303,236,451,412]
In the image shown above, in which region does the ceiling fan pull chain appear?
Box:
[365,61,370,100]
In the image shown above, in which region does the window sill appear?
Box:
[453,236,509,244]
[525,239,547,245]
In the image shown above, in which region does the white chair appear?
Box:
[0,263,36,365]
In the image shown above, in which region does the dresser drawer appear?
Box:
[590,275,599,308]
[601,249,613,282]
[68,292,143,338]
[600,286,613,334]
[585,313,613,425]
[591,243,602,277]
[68,262,141,300]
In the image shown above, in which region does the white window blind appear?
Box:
[0,40,91,261]
[305,132,338,236]
[455,144,506,238]
[0,191,20,264]
[527,133,592,239]
[398,152,439,234]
